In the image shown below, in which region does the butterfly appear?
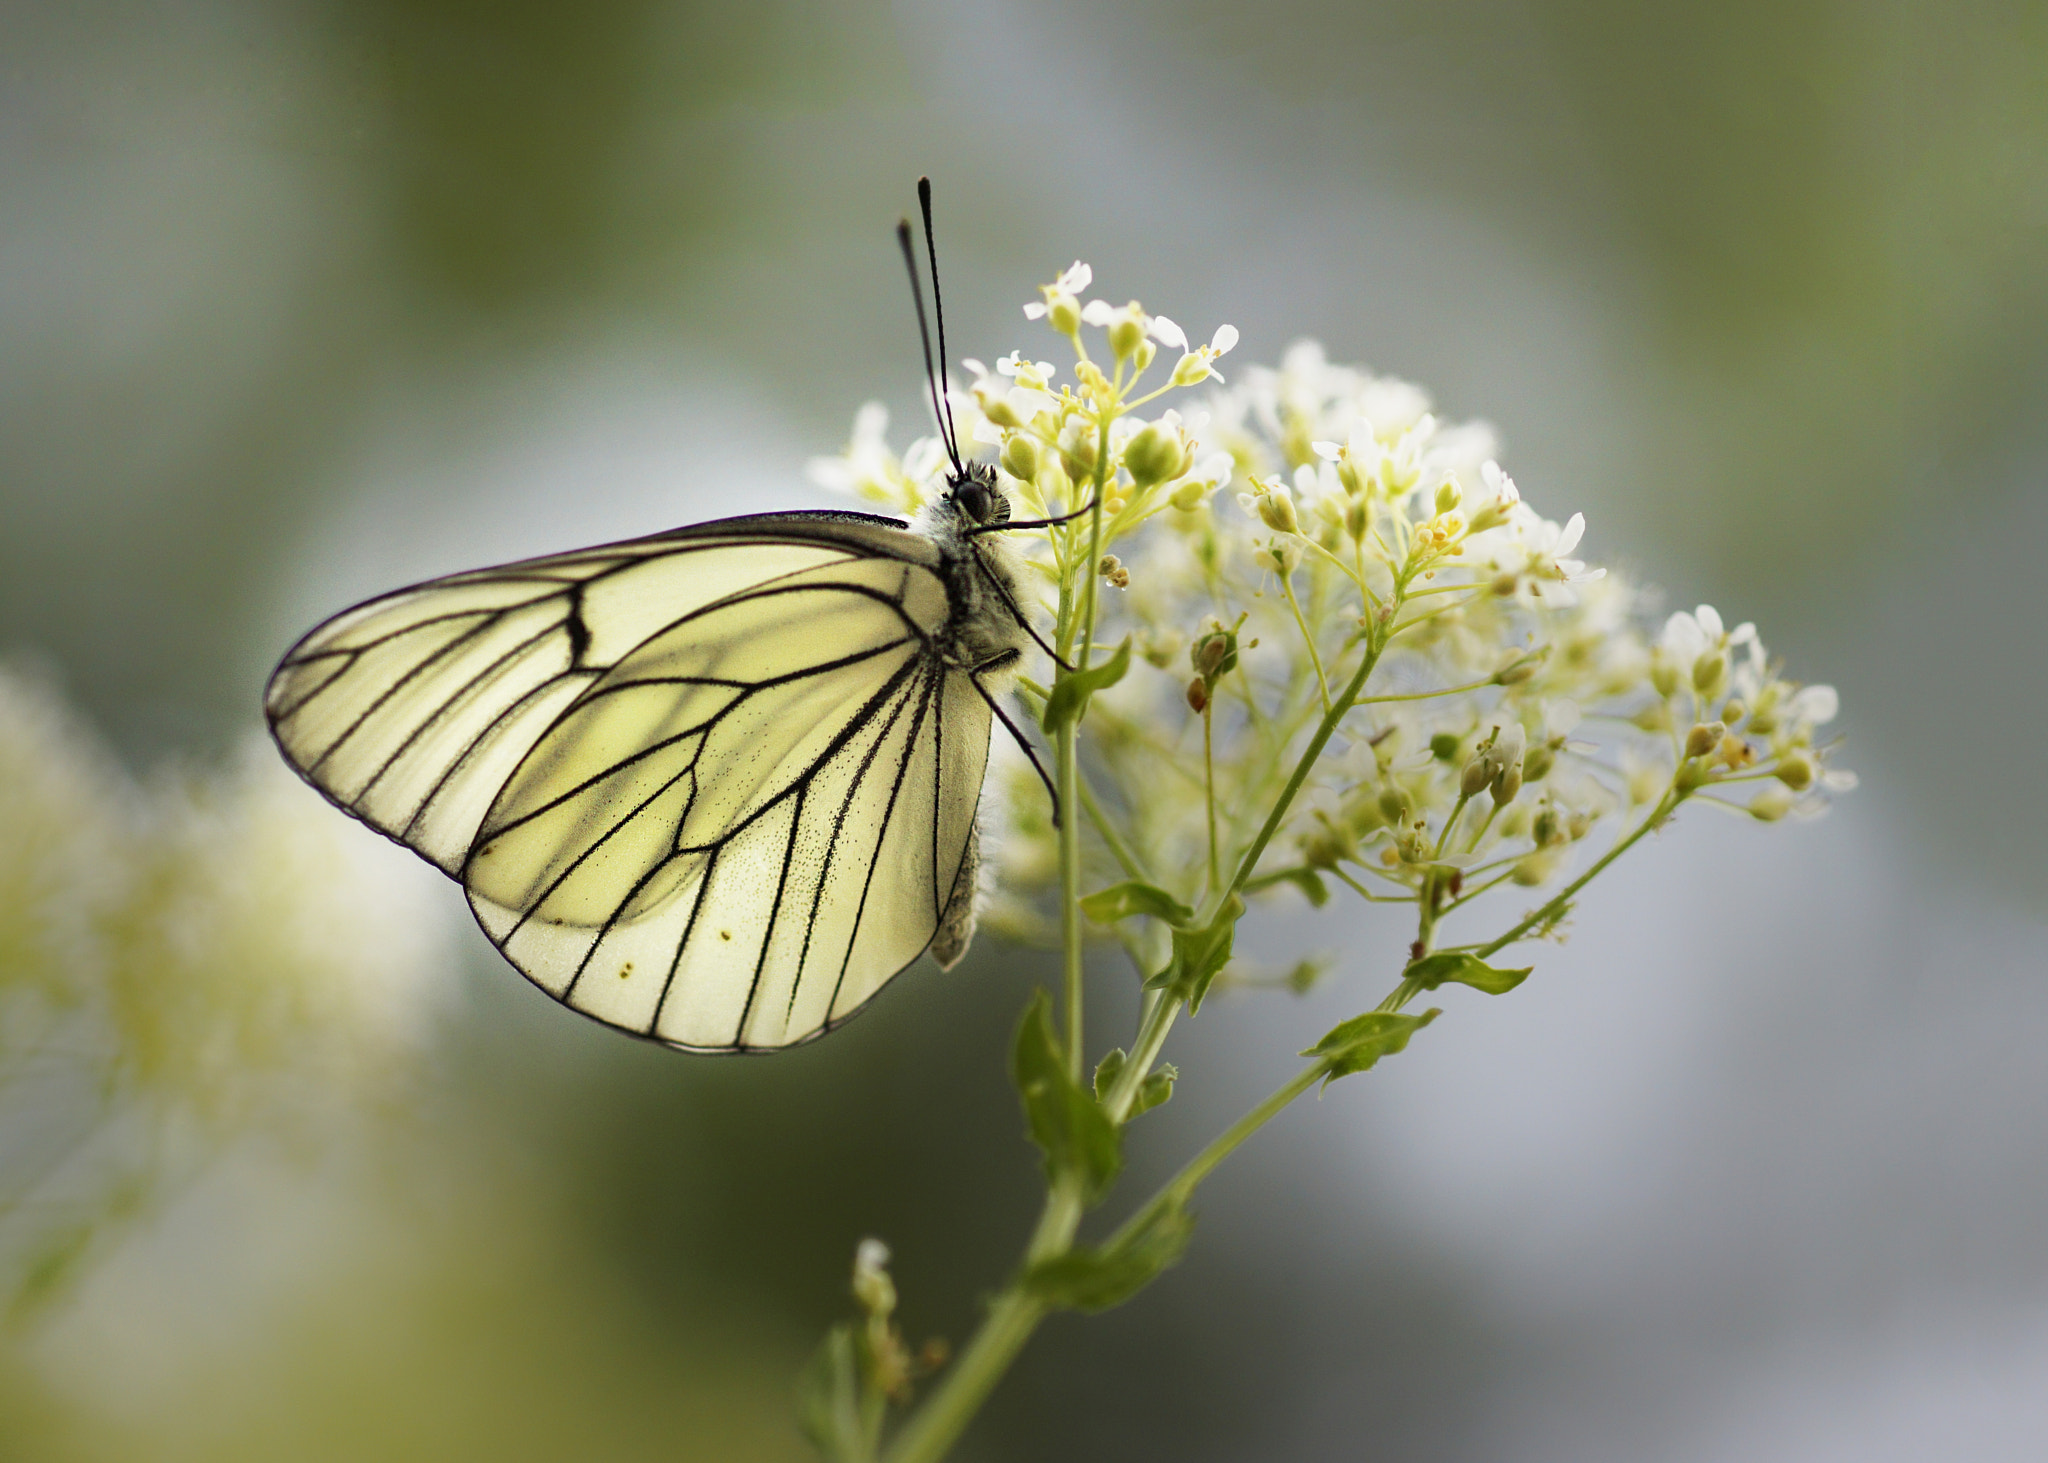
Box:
[266,180,1068,1052]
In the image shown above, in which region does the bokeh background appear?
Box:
[5,2,2047,1459]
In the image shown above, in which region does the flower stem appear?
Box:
[1217,620,1390,915]
[878,1176,1084,1463]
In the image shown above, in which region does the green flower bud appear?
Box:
[1169,477,1211,511]
[1108,311,1146,361]
[1434,476,1462,515]
[1254,486,1299,535]
[1461,755,1493,799]
[1650,650,1681,699]
[1169,352,1211,388]
[1376,784,1410,825]
[1001,433,1040,481]
[1300,811,1358,871]
[1775,750,1817,792]
[1512,849,1560,886]
[1124,422,1189,489]
[1693,651,1728,702]
[1522,742,1556,782]
[1049,294,1081,335]
[1532,805,1562,846]
[1057,419,1098,482]
[1684,721,1725,759]
[1190,627,1238,681]
[1430,733,1462,763]
[1632,701,1673,733]
[1749,785,1795,822]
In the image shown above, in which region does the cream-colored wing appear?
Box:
[265,514,928,876]
[463,555,991,1050]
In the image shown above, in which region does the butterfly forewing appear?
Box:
[267,512,994,1052]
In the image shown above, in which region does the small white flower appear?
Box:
[1024,261,1093,321]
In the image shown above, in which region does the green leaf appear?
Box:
[1133,1063,1178,1117]
[1141,904,1240,1012]
[1080,880,1197,928]
[1092,1048,1126,1101]
[1303,1008,1441,1086]
[1021,1200,1196,1312]
[1404,950,1532,995]
[795,1324,868,1462]
[1012,990,1121,1203]
[1041,637,1132,734]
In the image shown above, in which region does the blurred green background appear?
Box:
[5,2,2047,1459]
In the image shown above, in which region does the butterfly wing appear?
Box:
[267,512,990,1049]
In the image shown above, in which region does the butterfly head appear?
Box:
[948,463,1010,529]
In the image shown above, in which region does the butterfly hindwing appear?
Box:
[266,513,991,1049]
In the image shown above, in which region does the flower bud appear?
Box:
[1190,626,1238,681]
[974,382,1021,428]
[1684,721,1724,759]
[1649,650,1681,698]
[1461,754,1492,799]
[1434,476,1462,515]
[1253,485,1299,534]
[1376,784,1410,825]
[1344,495,1370,541]
[1169,352,1211,388]
[1169,477,1210,511]
[1774,750,1817,792]
[852,1238,895,1316]
[1532,805,1562,846]
[1123,422,1189,489]
[1748,785,1795,822]
[1108,309,1146,361]
[1057,419,1098,482]
[1134,338,1157,373]
[1512,849,1560,886]
[1522,741,1555,782]
[1299,812,1358,871]
[1185,676,1209,714]
[1049,293,1081,336]
[1000,432,1039,482]
[1692,651,1728,702]
[1631,701,1672,733]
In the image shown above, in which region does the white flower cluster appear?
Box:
[810,264,1851,949]
[0,666,453,1311]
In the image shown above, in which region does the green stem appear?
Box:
[879,1177,1084,1463]
[1057,718,1084,1082]
[1101,1061,1324,1253]
[1203,703,1219,894]
[1474,789,1681,959]
[1215,620,1391,916]
[1078,774,1145,882]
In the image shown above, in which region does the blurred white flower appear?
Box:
[0,666,454,1317]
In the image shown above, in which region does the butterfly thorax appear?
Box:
[913,463,1031,675]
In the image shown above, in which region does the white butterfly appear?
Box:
[267,183,1059,1051]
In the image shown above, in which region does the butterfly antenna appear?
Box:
[897,211,964,476]
[916,177,967,474]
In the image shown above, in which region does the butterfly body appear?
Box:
[267,476,1029,1051]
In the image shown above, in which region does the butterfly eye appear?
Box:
[955,479,993,524]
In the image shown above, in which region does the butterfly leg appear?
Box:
[969,654,1061,826]
[983,569,1075,673]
